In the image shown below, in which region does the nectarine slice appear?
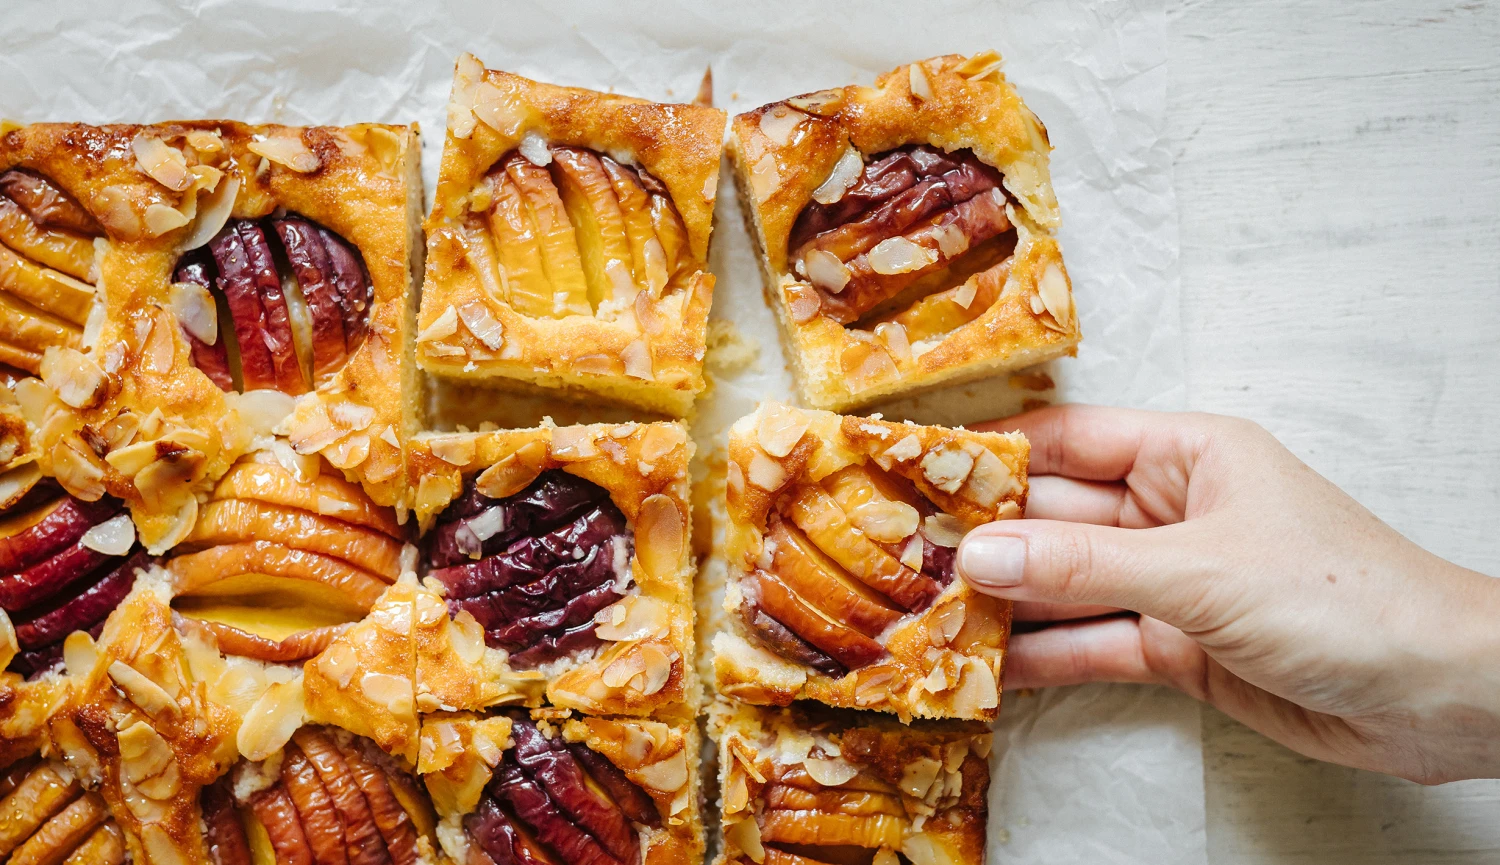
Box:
[184,500,402,578]
[767,520,900,638]
[877,259,1007,344]
[783,486,939,612]
[764,785,905,818]
[751,570,885,671]
[486,172,556,319]
[215,461,404,538]
[167,542,390,607]
[0,196,95,283]
[505,154,590,317]
[600,159,658,294]
[552,148,634,308]
[760,811,905,850]
[210,224,278,392]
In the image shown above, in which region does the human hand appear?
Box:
[956,404,1500,784]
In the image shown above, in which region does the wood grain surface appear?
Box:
[1167,1,1500,861]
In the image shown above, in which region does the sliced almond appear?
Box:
[921,514,968,548]
[920,446,974,493]
[132,136,192,191]
[750,153,780,202]
[754,403,809,458]
[746,452,787,491]
[812,146,864,206]
[849,499,920,543]
[908,62,934,101]
[804,756,859,787]
[81,514,136,556]
[785,89,846,116]
[418,305,460,343]
[868,236,937,275]
[758,105,805,146]
[803,248,850,293]
[247,135,320,173]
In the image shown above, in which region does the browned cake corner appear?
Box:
[419,707,702,865]
[711,701,992,865]
[714,402,1024,721]
[727,52,1078,412]
[418,53,726,417]
[407,420,698,721]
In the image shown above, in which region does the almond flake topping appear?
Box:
[812,146,864,206]
[920,445,974,493]
[754,403,809,458]
[247,135,320,173]
[908,62,934,101]
[758,105,806,146]
[803,249,850,293]
[418,305,460,343]
[132,135,192,191]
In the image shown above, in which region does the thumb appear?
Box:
[957,520,1215,629]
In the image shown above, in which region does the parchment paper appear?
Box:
[1,1,1202,861]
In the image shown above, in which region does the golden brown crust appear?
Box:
[728,52,1080,411]
[712,701,989,865]
[407,421,698,720]
[714,403,1022,721]
[2,120,421,553]
[417,54,725,416]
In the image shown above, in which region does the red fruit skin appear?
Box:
[465,797,551,865]
[235,220,307,395]
[0,541,116,612]
[319,227,371,352]
[173,253,235,392]
[274,216,347,384]
[337,740,419,865]
[203,778,253,865]
[738,596,845,678]
[8,619,104,677]
[0,495,119,576]
[489,760,626,865]
[13,548,143,649]
[566,742,660,829]
[280,744,352,865]
[0,169,102,234]
[252,785,315,865]
[211,223,278,392]
[509,718,637,863]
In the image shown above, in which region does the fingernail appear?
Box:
[959,535,1027,588]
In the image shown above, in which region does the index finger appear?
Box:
[974,403,1178,481]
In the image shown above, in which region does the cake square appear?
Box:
[417,53,725,417]
[727,52,1080,412]
[712,701,991,865]
[713,402,1024,721]
[419,708,702,865]
[2,120,423,553]
[406,420,697,720]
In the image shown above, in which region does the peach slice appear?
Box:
[62,822,125,865]
[759,811,905,851]
[772,765,899,796]
[648,194,689,283]
[188,619,348,663]
[183,500,403,578]
[763,785,905,818]
[0,197,95,283]
[0,243,93,326]
[0,291,80,365]
[0,171,101,237]
[169,542,389,606]
[215,462,404,538]
[336,740,421,865]
[876,259,1008,344]
[600,159,659,293]
[294,729,392,865]
[767,520,901,638]
[0,763,78,857]
[251,785,314,865]
[236,221,308,395]
[783,485,939,612]
[552,147,634,308]
[281,743,351,865]
[505,154,590,316]
[486,173,557,319]
[751,569,885,671]
[8,790,107,865]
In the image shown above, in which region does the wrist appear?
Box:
[1425,561,1500,780]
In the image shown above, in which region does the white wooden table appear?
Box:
[1167,1,1500,861]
